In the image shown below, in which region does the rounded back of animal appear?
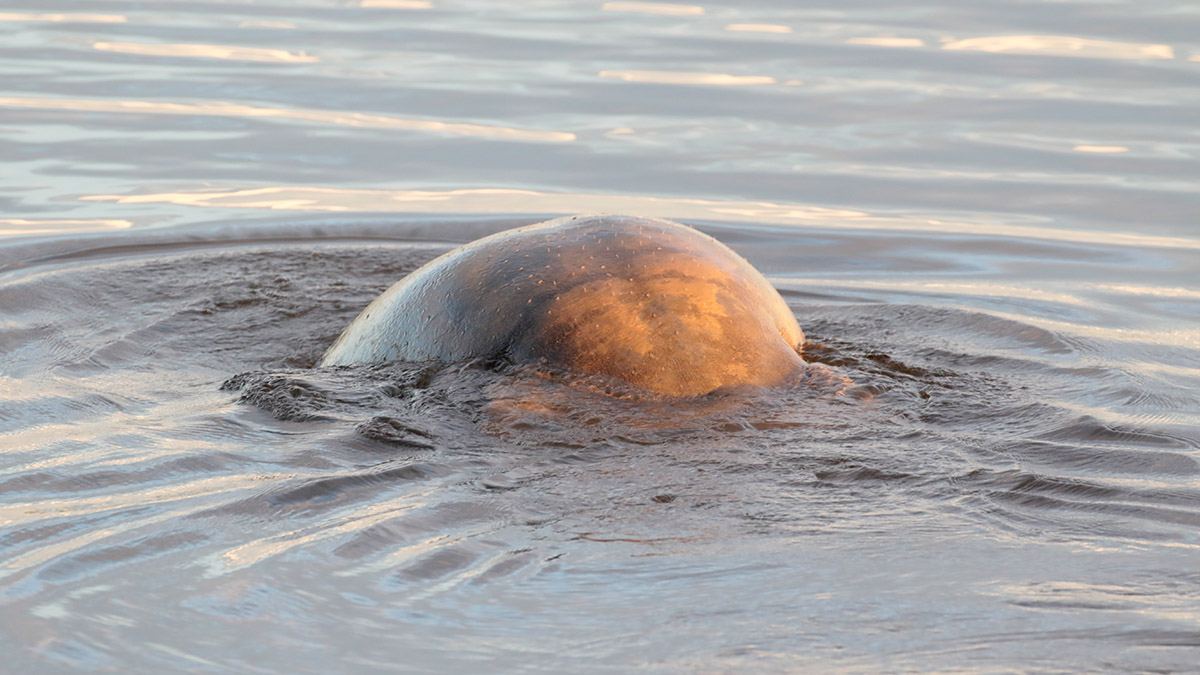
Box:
[320,215,805,396]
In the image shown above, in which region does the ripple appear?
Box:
[3,0,1200,668]
[92,42,318,64]
[0,97,576,143]
[0,12,125,23]
[359,0,433,8]
[74,186,1200,251]
[598,70,776,86]
[846,37,925,48]
[726,24,791,34]
[601,2,704,16]
[1036,416,1195,450]
[0,219,132,237]
[942,35,1175,61]
[2,219,1198,672]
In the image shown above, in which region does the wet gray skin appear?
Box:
[320,215,805,396]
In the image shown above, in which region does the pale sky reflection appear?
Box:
[0,477,278,581]
[80,187,861,220]
[1091,284,1200,300]
[0,475,271,530]
[220,494,432,572]
[599,70,775,85]
[79,186,1200,252]
[601,2,705,16]
[994,581,1200,622]
[942,35,1174,60]
[93,41,318,64]
[0,96,575,143]
[785,279,1087,306]
[780,280,1200,351]
[987,310,1199,350]
[237,20,297,29]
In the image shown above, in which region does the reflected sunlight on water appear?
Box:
[845,37,925,48]
[77,186,1200,251]
[0,218,132,236]
[725,24,792,35]
[602,2,706,16]
[92,41,319,64]
[0,97,576,142]
[597,69,776,85]
[941,35,1176,60]
[0,13,126,24]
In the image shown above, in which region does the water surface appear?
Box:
[2,1,1199,672]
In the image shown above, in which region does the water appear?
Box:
[2,1,1199,671]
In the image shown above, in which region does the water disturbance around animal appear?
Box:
[2,0,1200,672]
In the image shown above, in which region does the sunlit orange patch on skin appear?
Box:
[540,251,802,395]
[321,215,805,397]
